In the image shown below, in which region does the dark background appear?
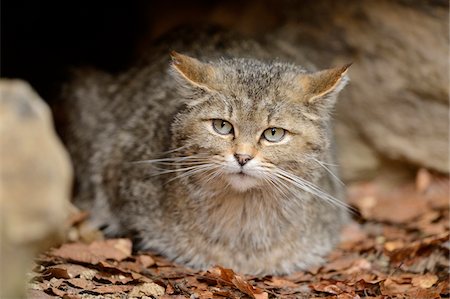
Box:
[1,0,150,100]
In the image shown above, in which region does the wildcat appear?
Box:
[62,28,350,275]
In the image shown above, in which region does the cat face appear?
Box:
[169,52,349,193]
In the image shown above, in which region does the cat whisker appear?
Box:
[151,164,214,176]
[304,154,339,167]
[272,168,352,211]
[308,157,345,186]
[150,161,213,166]
[165,162,224,183]
[262,175,289,199]
[253,166,293,200]
[130,155,210,164]
[160,145,191,155]
[203,166,225,184]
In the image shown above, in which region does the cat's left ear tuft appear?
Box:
[299,63,351,103]
[170,51,218,91]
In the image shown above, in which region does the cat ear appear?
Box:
[298,64,351,104]
[170,51,218,92]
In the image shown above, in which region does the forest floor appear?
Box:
[28,169,449,299]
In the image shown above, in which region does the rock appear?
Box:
[272,0,449,179]
[0,80,73,299]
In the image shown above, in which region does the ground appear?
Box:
[28,169,449,299]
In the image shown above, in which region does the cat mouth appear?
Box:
[225,171,260,192]
[236,169,253,177]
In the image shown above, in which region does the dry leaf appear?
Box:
[264,277,298,288]
[44,264,92,280]
[51,239,132,264]
[66,278,96,290]
[137,254,155,268]
[128,282,165,298]
[93,284,134,294]
[411,274,438,289]
[215,266,268,299]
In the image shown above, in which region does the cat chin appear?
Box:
[225,173,260,192]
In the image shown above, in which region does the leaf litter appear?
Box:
[28,169,449,298]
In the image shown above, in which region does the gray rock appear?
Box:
[271,0,449,179]
[0,80,73,299]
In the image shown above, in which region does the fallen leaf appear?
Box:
[51,239,132,264]
[411,274,438,289]
[198,290,214,299]
[66,278,96,290]
[137,254,155,268]
[264,277,298,288]
[321,256,359,273]
[310,280,355,295]
[128,282,165,298]
[43,264,92,280]
[385,233,449,264]
[380,277,411,295]
[384,240,405,252]
[93,284,134,294]
[337,294,361,299]
[215,266,268,299]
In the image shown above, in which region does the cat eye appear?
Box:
[212,119,234,135]
[262,128,285,142]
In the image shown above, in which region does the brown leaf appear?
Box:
[411,274,438,289]
[215,266,268,299]
[283,271,313,283]
[137,254,155,268]
[66,278,96,290]
[384,240,405,252]
[337,294,361,299]
[351,279,380,294]
[437,278,450,294]
[264,277,298,288]
[345,258,372,274]
[94,271,135,284]
[43,264,92,280]
[321,256,359,273]
[165,283,175,295]
[385,233,449,264]
[253,292,269,299]
[93,284,134,294]
[119,261,142,273]
[51,239,132,264]
[310,280,355,295]
[198,290,214,299]
[128,282,165,298]
[380,277,412,295]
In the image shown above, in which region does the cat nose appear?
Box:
[234,154,253,166]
